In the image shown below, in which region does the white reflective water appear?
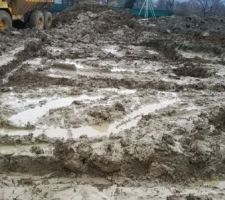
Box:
[3,92,179,139]
[0,47,24,66]
[9,94,104,127]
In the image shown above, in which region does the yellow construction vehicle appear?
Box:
[0,0,53,30]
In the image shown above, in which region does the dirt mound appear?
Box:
[53,4,136,29]
[52,122,223,183]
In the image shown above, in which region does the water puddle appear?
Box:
[43,123,110,139]
[99,88,136,95]
[111,67,135,73]
[1,92,179,139]
[0,124,109,139]
[8,94,104,127]
[0,143,51,155]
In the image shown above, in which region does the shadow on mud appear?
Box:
[13,20,26,29]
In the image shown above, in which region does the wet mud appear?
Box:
[1,4,225,199]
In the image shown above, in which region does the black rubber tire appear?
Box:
[0,10,12,30]
[44,11,52,30]
[29,10,44,30]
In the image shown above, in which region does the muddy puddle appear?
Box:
[0,143,52,155]
[7,94,104,127]
[0,91,179,139]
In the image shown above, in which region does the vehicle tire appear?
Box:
[44,11,52,29]
[0,10,12,30]
[29,10,44,30]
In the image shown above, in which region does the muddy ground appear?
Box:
[1,4,225,199]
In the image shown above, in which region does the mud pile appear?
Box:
[49,6,141,47]
[52,105,225,183]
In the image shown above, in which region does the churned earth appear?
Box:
[0,4,225,199]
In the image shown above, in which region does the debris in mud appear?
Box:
[30,145,44,155]
[173,64,212,78]
[114,102,126,112]
[208,106,225,132]
[18,177,33,186]
[167,194,213,200]
[87,103,126,123]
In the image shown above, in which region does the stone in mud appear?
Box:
[90,141,124,173]
[186,194,213,200]
[114,102,125,112]
[189,140,213,166]
[18,177,33,185]
[54,140,91,173]
[149,162,175,179]
[0,87,12,92]
[162,134,175,146]
[30,146,44,155]
[201,31,210,37]
[0,134,34,145]
[21,39,47,58]
[35,134,52,143]
[208,107,225,131]
[88,110,110,121]
[64,159,85,173]
[0,156,8,170]
[167,195,185,200]
[72,100,84,105]
[77,142,92,159]
[52,62,77,71]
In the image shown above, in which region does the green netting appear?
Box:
[113,7,172,17]
[50,4,69,12]
[50,3,172,17]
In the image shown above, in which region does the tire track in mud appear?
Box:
[5,72,184,92]
[0,39,46,86]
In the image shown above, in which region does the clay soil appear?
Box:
[1,4,225,200]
